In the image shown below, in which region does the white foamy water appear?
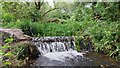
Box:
[43,50,84,62]
[33,50,86,66]
[32,37,85,66]
[33,37,75,55]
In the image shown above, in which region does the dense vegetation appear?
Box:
[0,1,120,66]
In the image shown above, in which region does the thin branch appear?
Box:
[34,0,44,10]
[34,0,38,9]
[38,0,44,10]
[42,8,61,17]
[38,2,41,10]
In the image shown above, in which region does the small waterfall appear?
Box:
[25,36,119,67]
[32,36,75,55]
[29,36,87,66]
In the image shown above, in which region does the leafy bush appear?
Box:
[17,20,44,36]
[2,13,16,23]
[81,20,120,61]
[0,39,29,67]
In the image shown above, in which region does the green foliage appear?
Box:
[79,20,120,60]
[91,21,120,60]
[18,21,75,36]
[93,2,120,21]
[2,19,120,61]
[42,22,74,36]
[0,37,13,67]
[0,36,28,67]
[1,2,120,61]
[1,2,41,22]
[4,36,13,44]
[2,19,75,36]
[1,13,15,23]
[17,20,44,36]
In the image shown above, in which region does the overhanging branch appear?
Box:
[42,8,61,17]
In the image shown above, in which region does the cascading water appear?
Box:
[30,36,87,66]
[25,36,119,67]
[32,36,75,55]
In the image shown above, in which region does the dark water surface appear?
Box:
[25,51,120,68]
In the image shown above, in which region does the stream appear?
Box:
[23,36,120,67]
